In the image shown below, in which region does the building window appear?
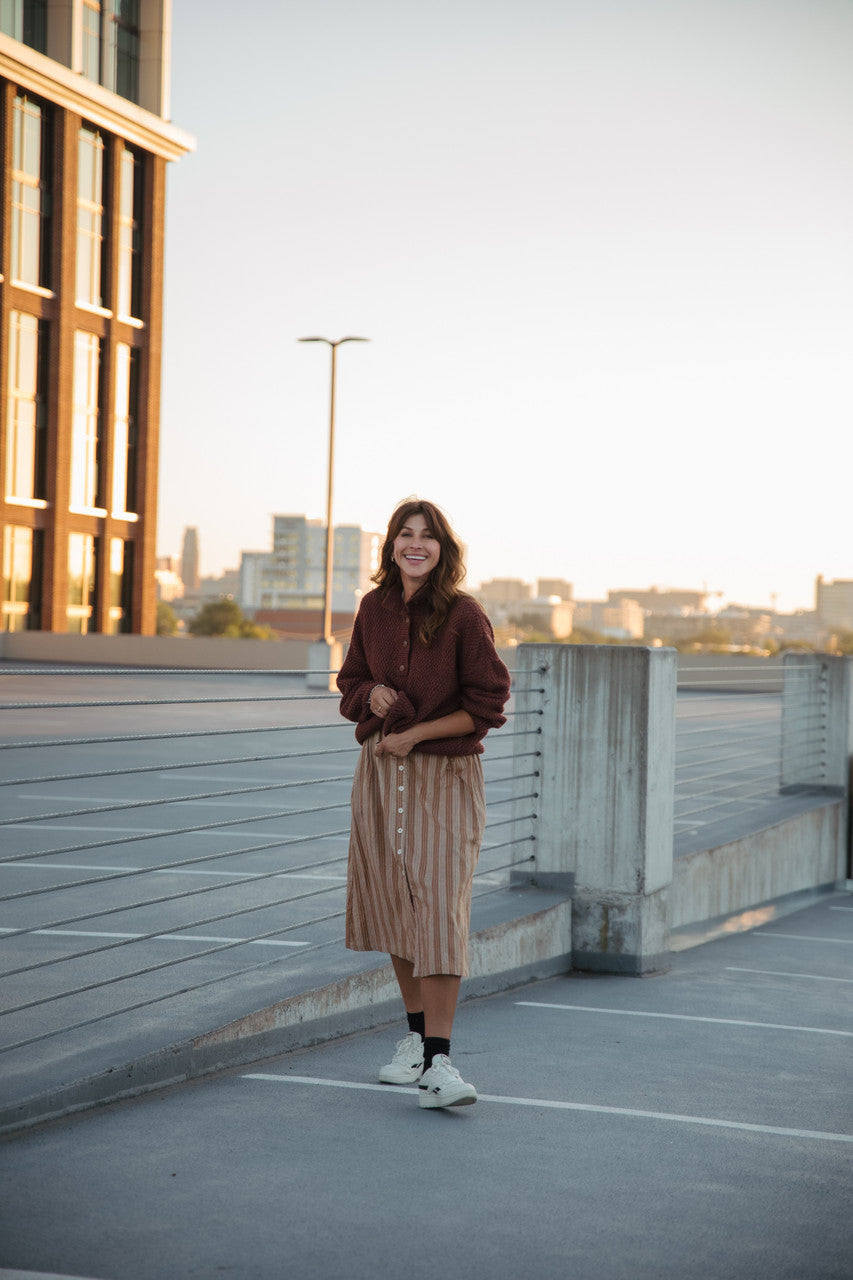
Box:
[0,0,47,51]
[2,525,43,631]
[76,126,106,308]
[117,146,143,318]
[11,93,52,289]
[70,331,102,509]
[107,537,133,633]
[67,533,98,633]
[112,343,139,514]
[81,0,102,84]
[81,1,141,105]
[113,0,141,103]
[5,311,48,502]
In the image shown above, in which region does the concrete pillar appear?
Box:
[781,653,850,792]
[307,639,342,691]
[513,644,677,974]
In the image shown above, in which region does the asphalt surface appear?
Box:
[1,893,851,1280]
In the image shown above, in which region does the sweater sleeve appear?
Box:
[456,600,511,736]
[336,604,381,729]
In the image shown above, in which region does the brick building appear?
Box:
[1,2,191,633]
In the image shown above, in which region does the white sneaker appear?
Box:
[379,1032,424,1084]
[418,1054,477,1108]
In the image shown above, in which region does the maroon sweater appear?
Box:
[337,588,511,755]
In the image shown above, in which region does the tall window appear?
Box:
[5,312,48,502]
[70,332,102,509]
[67,533,98,633]
[81,1,141,105]
[81,0,102,83]
[76,126,106,308]
[0,0,47,51]
[108,537,133,633]
[2,526,42,631]
[11,94,52,289]
[117,146,143,318]
[111,343,139,514]
[114,0,141,103]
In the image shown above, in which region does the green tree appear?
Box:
[156,600,178,635]
[188,600,273,640]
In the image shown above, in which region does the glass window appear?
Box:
[1,0,47,52]
[67,533,98,633]
[11,93,52,289]
[76,126,105,308]
[111,343,139,514]
[114,0,140,103]
[81,0,101,84]
[2,525,43,631]
[81,1,140,104]
[107,537,133,633]
[117,147,143,318]
[5,311,48,502]
[70,332,102,509]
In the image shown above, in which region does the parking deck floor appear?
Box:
[1,893,851,1280]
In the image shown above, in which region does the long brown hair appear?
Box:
[373,498,466,646]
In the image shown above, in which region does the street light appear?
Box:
[298,336,370,646]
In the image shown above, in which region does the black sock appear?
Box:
[406,1011,425,1040]
[423,1036,450,1070]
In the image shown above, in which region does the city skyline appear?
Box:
[157,1,852,615]
[159,512,837,617]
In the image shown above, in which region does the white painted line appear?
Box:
[755,932,853,945]
[0,926,309,947]
[726,966,853,984]
[515,1001,853,1038]
[0,861,346,882]
[0,824,346,844]
[242,1073,853,1144]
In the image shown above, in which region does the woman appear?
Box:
[337,498,511,1109]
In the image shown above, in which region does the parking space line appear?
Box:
[241,1074,853,1144]
[726,966,853,984]
[0,861,346,881]
[0,926,310,947]
[755,932,853,945]
[515,1001,853,1037]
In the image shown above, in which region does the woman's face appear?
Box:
[392,512,441,598]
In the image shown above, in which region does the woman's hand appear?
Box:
[370,685,398,718]
[374,729,418,758]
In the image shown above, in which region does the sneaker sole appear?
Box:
[379,1068,423,1084]
[418,1088,477,1109]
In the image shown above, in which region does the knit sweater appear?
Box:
[337,587,511,755]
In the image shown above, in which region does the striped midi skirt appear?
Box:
[345,735,486,978]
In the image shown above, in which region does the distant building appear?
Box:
[574,598,644,640]
[154,554,182,603]
[475,578,533,613]
[608,587,708,613]
[537,578,573,601]
[239,515,381,633]
[181,527,200,592]
[0,5,192,634]
[815,576,853,632]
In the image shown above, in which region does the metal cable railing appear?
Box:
[674,662,827,851]
[0,666,542,1055]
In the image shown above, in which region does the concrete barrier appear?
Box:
[0,631,313,670]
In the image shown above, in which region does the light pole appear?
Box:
[298,336,369,646]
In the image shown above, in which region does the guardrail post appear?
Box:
[781,653,850,793]
[307,640,342,691]
[513,644,676,974]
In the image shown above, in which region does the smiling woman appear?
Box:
[336,497,511,1109]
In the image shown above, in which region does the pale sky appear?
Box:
[158,0,852,613]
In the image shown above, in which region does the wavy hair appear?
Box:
[373,498,466,646]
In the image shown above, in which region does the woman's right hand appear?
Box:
[370,685,398,718]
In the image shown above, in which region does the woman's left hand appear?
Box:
[375,730,418,758]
